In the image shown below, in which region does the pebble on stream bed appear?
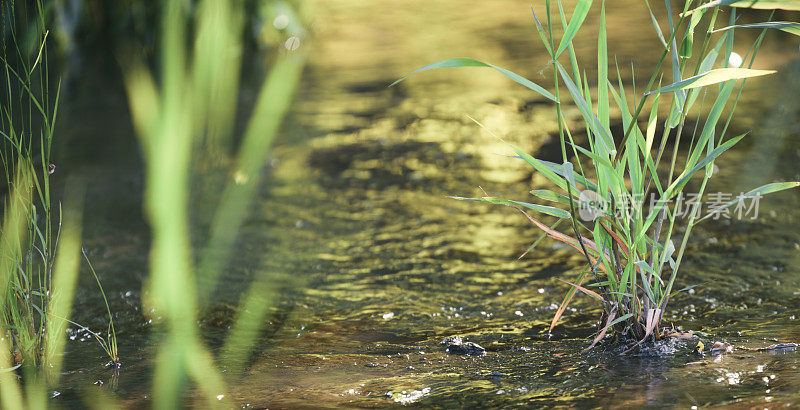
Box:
[441,336,486,356]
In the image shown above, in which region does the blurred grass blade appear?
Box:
[121,64,160,153]
[0,331,24,409]
[694,182,800,224]
[197,52,305,300]
[554,0,593,59]
[0,164,33,409]
[648,68,776,94]
[44,180,85,381]
[390,58,558,102]
[221,279,273,375]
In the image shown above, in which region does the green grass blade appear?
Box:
[44,181,85,381]
[694,182,800,224]
[679,9,705,58]
[667,24,686,129]
[505,154,599,192]
[531,6,553,56]
[595,312,634,338]
[530,7,554,56]
[667,133,747,197]
[519,219,564,259]
[713,21,800,36]
[390,58,557,102]
[597,1,609,130]
[555,63,614,155]
[645,87,660,155]
[531,189,573,205]
[685,80,736,169]
[467,115,571,192]
[635,261,657,302]
[554,0,593,59]
[687,0,800,13]
[644,0,667,47]
[540,159,599,192]
[684,35,727,114]
[648,68,776,94]
[562,161,577,189]
[451,196,571,219]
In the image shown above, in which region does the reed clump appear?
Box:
[1,0,117,372]
[394,0,800,348]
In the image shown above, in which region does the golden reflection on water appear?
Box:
[227,0,800,407]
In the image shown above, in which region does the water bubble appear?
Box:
[233,170,248,185]
[728,52,743,68]
[273,14,290,30]
[285,36,301,51]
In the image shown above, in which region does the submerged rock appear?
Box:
[441,336,486,356]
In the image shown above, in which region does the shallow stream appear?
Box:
[50,1,800,407]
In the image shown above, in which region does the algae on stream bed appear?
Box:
[48,0,800,407]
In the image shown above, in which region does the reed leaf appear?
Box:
[648,68,776,94]
[694,181,800,224]
[713,21,800,36]
[450,196,571,219]
[687,0,800,13]
[555,0,593,59]
[390,58,557,101]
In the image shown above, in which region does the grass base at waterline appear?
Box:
[392,0,800,348]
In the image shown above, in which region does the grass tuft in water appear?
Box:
[395,0,800,348]
[1,0,117,373]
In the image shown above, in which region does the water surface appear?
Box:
[51,1,800,407]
